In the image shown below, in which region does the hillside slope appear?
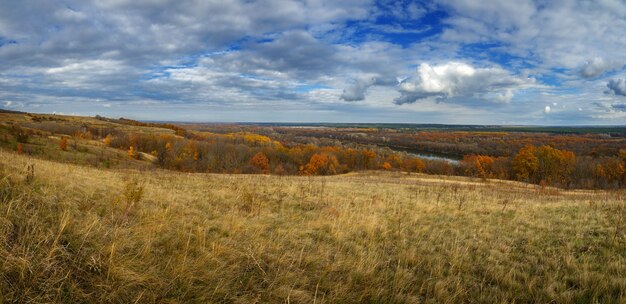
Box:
[0,151,625,303]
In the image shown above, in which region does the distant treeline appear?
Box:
[263,127,625,158]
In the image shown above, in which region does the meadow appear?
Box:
[1,112,625,302]
[1,150,625,303]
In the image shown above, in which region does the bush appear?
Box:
[9,125,29,143]
[59,137,68,151]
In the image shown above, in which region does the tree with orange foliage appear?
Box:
[342,148,357,169]
[382,162,392,170]
[250,152,270,174]
[358,149,377,169]
[304,153,339,175]
[128,146,138,159]
[103,134,113,146]
[401,158,426,174]
[59,137,68,151]
[16,143,23,155]
[512,145,538,182]
[386,154,403,168]
[595,157,625,187]
[462,154,495,179]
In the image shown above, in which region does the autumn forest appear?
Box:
[4,111,626,189]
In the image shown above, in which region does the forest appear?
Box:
[3,112,626,189]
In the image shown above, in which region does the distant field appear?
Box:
[1,150,625,303]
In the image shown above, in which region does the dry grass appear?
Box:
[0,150,625,303]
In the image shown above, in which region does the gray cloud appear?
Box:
[612,103,626,111]
[580,57,622,78]
[136,31,410,105]
[0,1,376,107]
[227,30,339,79]
[606,78,626,96]
[340,76,398,101]
[0,0,372,70]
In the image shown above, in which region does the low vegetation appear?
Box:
[1,150,626,302]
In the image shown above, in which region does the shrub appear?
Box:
[122,179,144,217]
[59,137,68,151]
[102,135,113,146]
[128,146,138,159]
[424,160,454,175]
[9,125,29,143]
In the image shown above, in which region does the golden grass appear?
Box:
[1,150,625,303]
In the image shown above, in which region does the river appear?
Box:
[407,152,460,165]
[380,145,461,164]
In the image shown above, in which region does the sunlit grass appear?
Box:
[1,150,625,303]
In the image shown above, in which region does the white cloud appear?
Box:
[544,105,551,113]
[439,0,626,70]
[394,62,534,104]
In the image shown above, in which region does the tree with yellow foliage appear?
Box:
[512,145,538,182]
[535,145,575,185]
[128,146,138,159]
[513,145,576,186]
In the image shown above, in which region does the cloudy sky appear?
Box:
[1,0,626,124]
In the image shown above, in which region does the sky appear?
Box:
[1,0,626,124]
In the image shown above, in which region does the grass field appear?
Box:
[1,150,625,303]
